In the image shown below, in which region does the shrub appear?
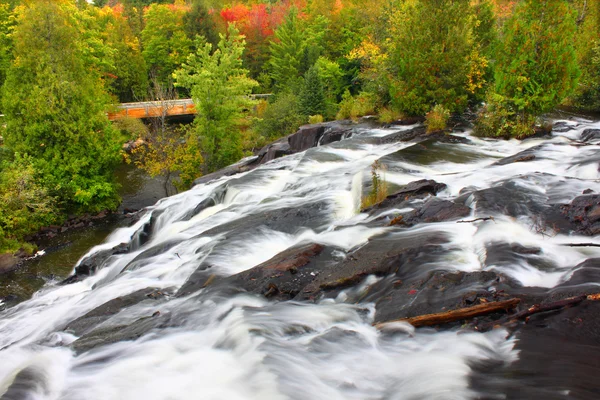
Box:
[308,114,324,124]
[336,90,377,120]
[0,154,59,253]
[112,117,148,142]
[425,105,450,133]
[361,160,388,210]
[254,92,306,140]
[378,107,401,124]
[473,93,537,139]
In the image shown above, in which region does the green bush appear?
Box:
[336,90,377,120]
[0,154,59,253]
[308,114,324,124]
[477,0,579,138]
[254,92,306,140]
[473,93,537,139]
[378,108,402,124]
[425,105,450,133]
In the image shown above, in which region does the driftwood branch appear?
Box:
[457,216,495,224]
[561,243,600,248]
[374,298,520,329]
[475,293,600,331]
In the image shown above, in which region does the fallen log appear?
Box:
[457,216,495,224]
[374,298,520,329]
[562,243,600,248]
[476,293,600,331]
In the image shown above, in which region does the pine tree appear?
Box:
[476,0,580,137]
[494,0,579,117]
[299,65,326,117]
[387,0,481,116]
[1,0,121,212]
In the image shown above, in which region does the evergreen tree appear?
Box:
[299,65,326,117]
[387,0,481,116]
[476,0,579,137]
[175,24,258,175]
[268,10,327,92]
[2,0,121,211]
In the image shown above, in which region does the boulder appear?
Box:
[0,253,19,275]
[364,179,447,212]
[61,242,129,284]
[581,129,600,143]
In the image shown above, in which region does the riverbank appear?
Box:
[0,163,172,309]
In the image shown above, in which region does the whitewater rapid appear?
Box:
[1,119,600,399]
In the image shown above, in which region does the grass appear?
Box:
[361,160,389,209]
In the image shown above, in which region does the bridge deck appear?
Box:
[108,95,272,121]
[108,99,196,120]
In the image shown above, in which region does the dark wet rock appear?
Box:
[0,366,50,400]
[552,121,576,133]
[426,132,471,144]
[380,137,480,167]
[320,123,353,146]
[61,243,129,284]
[464,181,547,218]
[364,179,447,212]
[581,128,600,143]
[176,268,217,297]
[288,121,353,153]
[179,184,228,222]
[0,253,19,275]
[495,300,600,399]
[130,209,165,250]
[558,258,600,287]
[64,288,168,336]
[372,270,512,324]
[192,157,258,186]
[288,124,328,153]
[391,116,425,126]
[371,126,426,144]
[558,194,600,236]
[483,242,556,276]
[200,201,330,237]
[121,240,182,273]
[71,312,169,354]
[402,197,471,225]
[210,243,329,301]
[492,145,543,166]
[257,140,291,164]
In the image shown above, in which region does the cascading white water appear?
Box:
[1,119,600,399]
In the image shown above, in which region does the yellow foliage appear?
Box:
[466,48,489,94]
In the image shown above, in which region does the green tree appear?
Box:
[570,0,600,110]
[90,6,149,102]
[0,154,58,253]
[175,24,258,175]
[2,0,121,212]
[477,0,579,137]
[141,3,192,89]
[299,65,326,117]
[387,0,482,116]
[184,0,219,48]
[268,9,327,92]
[0,2,14,110]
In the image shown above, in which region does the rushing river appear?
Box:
[1,119,600,399]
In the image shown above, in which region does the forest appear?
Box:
[0,0,597,254]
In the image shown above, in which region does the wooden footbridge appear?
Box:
[108,95,271,121]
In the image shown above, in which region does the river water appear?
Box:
[1,120,600,399]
